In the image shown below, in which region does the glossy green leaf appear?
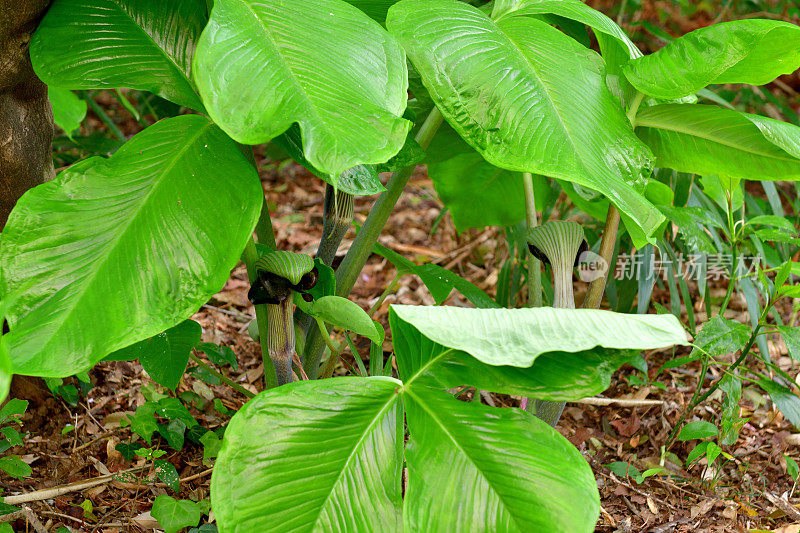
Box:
[255,250,314,286]
[31,0,206,110]
[0,115,262,377]
[391,309,637,400]
[106,320,202,390]
[272,125,386,196]
[151,495,203,533]
[491,0,641,60]
[197,343,238,371]
[637,104,800,181]
[48,88,87,137]
[426,124,550,231]
[297,295,383,344]
[194,0,411,178]
[623,20,800,100]
[759,378,800,429]
[677,420,717,441]
[387,0,662,239]
[403,385,599,532]
[390,305,688,368]
[211,378,403,532]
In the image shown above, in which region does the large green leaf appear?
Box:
[390,305,688,368]
[387,0,662,239]
[48,88,87,138]
[636,104,800,181]
[106,320,202,390]
[31,0,206,110]
[426,124,551,231]
[403,385,599,532]
[0,115,261,377]
[491,0,641,60]
[391,309,637,400]
[211,378,403,532]
[623,20,800,100]
[194,0,411,178]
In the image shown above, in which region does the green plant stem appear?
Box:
[317,185,354,265]
[189,353,254,399]
[82,91,125,141]
[243,237,278,389]
[367,273,401,317]
[666,322,763,447]
[522,172,542,308]
[303,107,444,377]
[256,199,277,250]
[267,298,295,386]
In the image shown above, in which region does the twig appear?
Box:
[0,506,51,533]
[763,491,800,521]
[575,397,664,407]
[3,466,146,505]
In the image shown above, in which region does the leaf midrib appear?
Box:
[38,122,213,354]
[637,112,799,163]
[311,388,401,529]
[404,386,524,532]
[108,0,198,97]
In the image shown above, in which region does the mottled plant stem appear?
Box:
[303,107,444,377]
[243,237,278,389]
[317,184,354,265]
[522,172,541,415]
[267,298,295,386]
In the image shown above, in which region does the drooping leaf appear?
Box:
[0,115,262,377]
[391,309,638,400]
[403,385,599,532]
[778,326,800,362]
[425,124,550,231]
[197,342,238,371]
[623,20,800,100]
[154,459,180,493]
[759,378,800,429]
[636,104,800,181]
[211,378,403,532]
[106,320,202,390]
[658,206,719,254]
[31,0,207,110]
[272,125,386,196]
[194,0,411,178]
[151,495,203,533]
[48,88,87,138]
[491,0,641,60]
[297,295,383,345]
[390,305,688,368]
[0,456,32,479]
[387,0,662,239]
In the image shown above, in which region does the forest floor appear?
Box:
[4,2,800,532]
[3,162,799,533]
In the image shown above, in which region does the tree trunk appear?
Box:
[0,0,55,229]
[1,0,55,405]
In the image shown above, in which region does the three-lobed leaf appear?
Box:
[31,0,207,110]
[0,115,262,377]
[193,0,411,178]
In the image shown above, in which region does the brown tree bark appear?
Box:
[0,0,55,229]
[1,0,55,404]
